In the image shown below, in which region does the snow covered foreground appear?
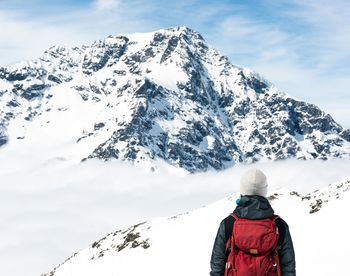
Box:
[44,176,350,276]
[1,158,350,276]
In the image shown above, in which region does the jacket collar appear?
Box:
[234,195,274,219]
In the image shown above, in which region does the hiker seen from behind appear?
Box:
[210,169,296,276]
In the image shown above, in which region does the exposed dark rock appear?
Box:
[82,37,128,74]
[48,74,62,84]
[6,99,20,107]
[309,199,323,214]
[239,72,268,94]
[340,129,350,142]
[21,84,46,100]
[7,70,29,81]
[94,122,105,131]
[234,99,251,117]
[0,133,7,147]
[160,36,179,63]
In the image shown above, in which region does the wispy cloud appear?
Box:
[0,10,85,64]
[93,0,120,11]
[0,3,155,66]
[274,0,350,72]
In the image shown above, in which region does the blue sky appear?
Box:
[0,0,349,127]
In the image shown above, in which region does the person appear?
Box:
[210,169,296,276]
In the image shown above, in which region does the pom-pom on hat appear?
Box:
[240,169,268,197]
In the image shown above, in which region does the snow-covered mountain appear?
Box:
[1,26,350,172]
[42,177,350,276]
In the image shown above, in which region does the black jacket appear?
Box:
[210,195,296,276]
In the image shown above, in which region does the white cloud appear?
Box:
[277,0,350,71]
[0,10,88,65]
[208,16,295,63]
[93,0,120,11]
[0,6,154,66]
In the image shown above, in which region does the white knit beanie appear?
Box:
[240,169,268,197]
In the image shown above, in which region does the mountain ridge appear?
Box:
[1,26,350,172]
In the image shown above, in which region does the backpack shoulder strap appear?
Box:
[224,213,237,259]
[230,212,239,220]
[274,216,287,247]
[223,213,236,241]
[270,215,282,276]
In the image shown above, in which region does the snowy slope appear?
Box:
[43,177,350,276]
[1,27,350,172]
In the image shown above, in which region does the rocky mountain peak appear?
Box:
[0,27,349,172]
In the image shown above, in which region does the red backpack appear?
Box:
[224,213,281,276]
